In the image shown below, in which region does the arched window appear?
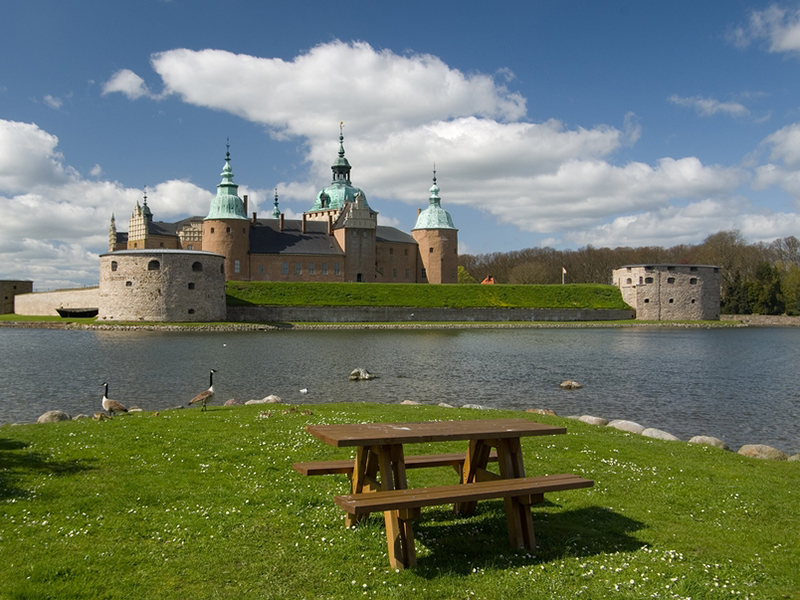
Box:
[111,261,117,272]
[644,277,654,284]
[626,278,632,284]
[690,278,698,285]
[667,277,675,284]
[192,262,203,272]
[148,260,160,271]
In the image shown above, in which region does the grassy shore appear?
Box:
[1,403,797,599]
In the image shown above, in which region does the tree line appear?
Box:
[458,230,800,315]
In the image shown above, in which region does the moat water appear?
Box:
[1,326,798,454]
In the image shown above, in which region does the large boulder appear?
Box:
[559,380,583,390]
[688,435,730,451]
[607,419,645,434]
[527,408,557,416]
[642,428,680,441]
[224,398,242,406]
[246,395,282,405]
[738,444,788,460]
[349,368,376,381]
[37,410,71,423]
[789,454,800,462]
[579,415,608,426]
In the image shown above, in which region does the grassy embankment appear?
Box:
[225,281,630,309]
[1,402,797,599]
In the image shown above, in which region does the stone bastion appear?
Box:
[98,250,226,322]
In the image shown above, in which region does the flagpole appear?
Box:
[562,267,566,285]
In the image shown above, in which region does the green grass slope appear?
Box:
[1,403,797,599]
[226,282,630,310]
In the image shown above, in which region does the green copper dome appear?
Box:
[413,171,456,230]
[205,145,248,221]
[311,126,369,211]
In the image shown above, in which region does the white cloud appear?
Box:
[102,69,157,100]
[731,5,800,55]
[43,95,63,110]
[667,94,749,117]
[0,120,73,192]
[89,164,103,178]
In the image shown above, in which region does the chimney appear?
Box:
[327,215,333,235]
[243,194,248,214]
[279,213,284,231]
[302,213,307,234]
[417,208,422,216]
[252,212,257,226]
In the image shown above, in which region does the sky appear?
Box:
[3,1,800,289]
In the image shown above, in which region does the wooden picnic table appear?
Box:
[304,418,574,568]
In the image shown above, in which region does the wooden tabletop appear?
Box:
[305,418,566,447]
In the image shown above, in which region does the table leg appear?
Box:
[377,444,416,569]
[455,438,493,515]
[497,437,536,550]
[346,446,380,527]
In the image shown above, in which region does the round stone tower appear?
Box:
[412,170,458,283]
[201,145,250,280]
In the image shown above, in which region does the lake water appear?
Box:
[0,326,798,454]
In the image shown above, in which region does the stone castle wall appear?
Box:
[613,265,721,320]
[13,287,100,316]
[98,250,226,322]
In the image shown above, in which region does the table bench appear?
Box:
[293,451,498,477]
[334,473,593,567]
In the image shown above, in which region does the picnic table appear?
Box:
[295,418,593,569]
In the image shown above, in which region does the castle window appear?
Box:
[159,243,164,248]
[187,244,193,250]
[282,262,288,275]
[111,261,117,272]
[210,227,215,233]
[363,231,368,238]
[234,260,240,274]
[392,268,397,278]
[714,268,719,273]
[644,298,650,303]
[322,263,328,275]
[626,278,632,284]
[378,267,384,275]
[421,268,427,279]
[690,266,698,271]
[188,309,195,315]
[258,265,264,275]
[690,278,697,284]
[220,264,224,274]
[667,266,675,271]
[295,263,301,275]
[691,299,696,304]
[405,249,409,256]
[429,247,434,253]
[352,231,357,238]
[405,269,410,279]
[669,298,674,303]
[188,283,195,290]
[226,227,231,233]
[639,277,643,284]
[667,277,675,284]
[334,263,340,276]
[126,281,132,287]
[192,262,203,272]
[309,263,315,275]
[389,248,393,255]
[644,277,653,284]
[148,260,160,271]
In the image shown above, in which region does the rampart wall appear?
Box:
[14,288,100,316]
[227,306,634,323]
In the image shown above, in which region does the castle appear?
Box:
[108,129,459,284]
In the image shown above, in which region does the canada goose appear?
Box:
[189,369,216,411]
[101,382,128,417]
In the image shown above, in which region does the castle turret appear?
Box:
[201,144,250,280]
[108,214,117,252]
[271,188,281,218]
[412,169,458,283]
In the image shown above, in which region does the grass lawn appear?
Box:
[1,403,797,599]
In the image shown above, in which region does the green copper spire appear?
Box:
[413,166,456,230]
[271,188,281,218]
[311,123,369,210]
[205,141,248,221]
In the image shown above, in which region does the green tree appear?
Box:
[752,262,785,315]
[457,265,478,284]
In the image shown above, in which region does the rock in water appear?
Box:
[349,368,376,381]
[560,380,582,390]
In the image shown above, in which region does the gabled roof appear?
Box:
[249,219,344,255]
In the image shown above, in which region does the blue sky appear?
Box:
[3,1,800,288]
